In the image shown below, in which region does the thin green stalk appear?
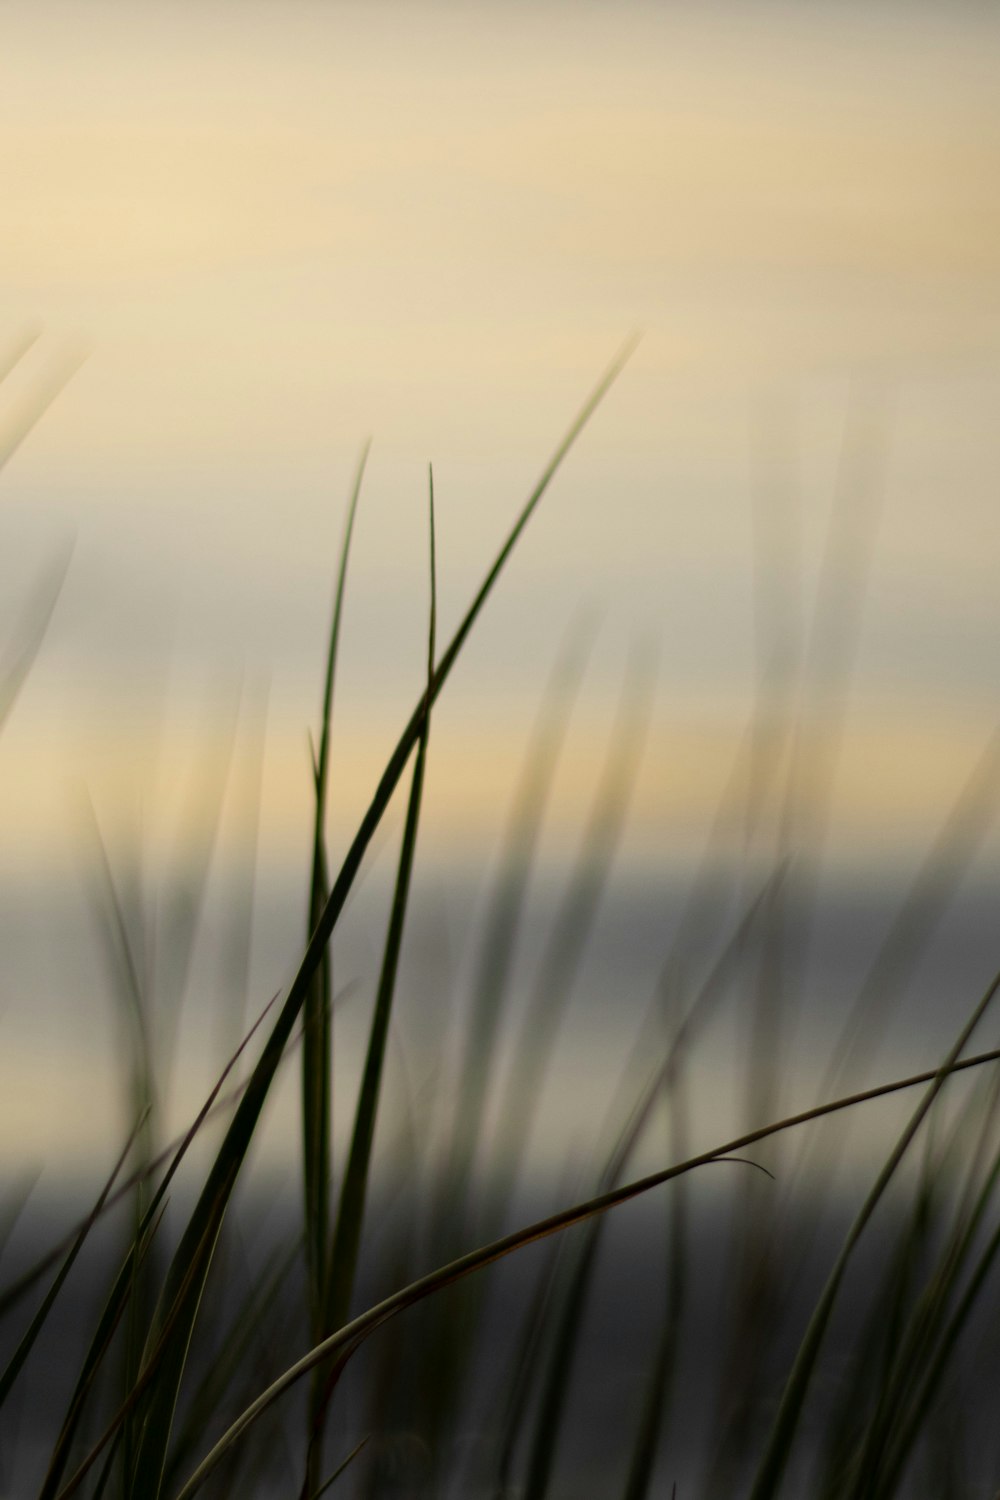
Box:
[306,467,436,1493]
[325,465,436,1334]
[304,439,370,1342]
[128,339,638,1500]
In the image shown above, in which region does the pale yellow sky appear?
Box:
[0,0,998,876]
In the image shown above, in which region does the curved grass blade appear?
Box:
[128,338,639,1500]
[173,1040,1000,1500]
[304,438,370,1343]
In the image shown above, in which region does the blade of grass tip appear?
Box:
[746,966,1000,1500]
[131,340,639,1499]
[311,465,436,1482]
[0,1107,148,1411]
[304,438,370,1344]
[172,1043,1000,1500]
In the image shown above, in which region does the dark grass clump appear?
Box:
[2,340,1000,1500]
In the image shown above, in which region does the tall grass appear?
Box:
[1,339,999,1499]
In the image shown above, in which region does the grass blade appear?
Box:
[325,464,436,1333]
[128,340,639,1499]
[173,1038,1000,1500]
[306,466,436,1490]
[304,439,370,1343]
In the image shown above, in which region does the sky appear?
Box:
[1,4,999,861]
[1,0,1000,1164]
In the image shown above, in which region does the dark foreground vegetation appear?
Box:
[2,341,1000,1498]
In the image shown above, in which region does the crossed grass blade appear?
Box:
[125,337,640,1499]
[173,1040,1000,1500]
[304,438,370,1347]
[308,466,437,1491]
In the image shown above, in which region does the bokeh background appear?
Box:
[1,0,999,1191]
